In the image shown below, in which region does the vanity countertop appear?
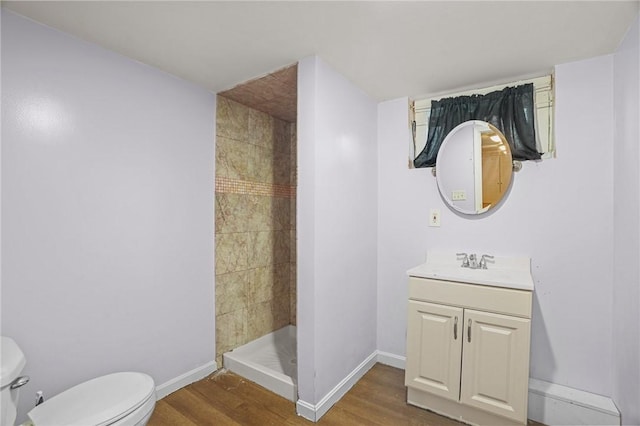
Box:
[407,252,534,291]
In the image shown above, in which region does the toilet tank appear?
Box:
[1,337,27,426]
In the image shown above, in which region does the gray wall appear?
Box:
[1,10,215,422]
[377,53,616,397]
[613,15,640,426]
[297,56,378,406]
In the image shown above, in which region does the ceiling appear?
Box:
[3,1,639,101]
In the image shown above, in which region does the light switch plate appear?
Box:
[429,209,441,227]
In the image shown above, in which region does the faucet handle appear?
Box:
[456,253,469,268]
[479,254,494,269]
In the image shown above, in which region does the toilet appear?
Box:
[1,337,156,426]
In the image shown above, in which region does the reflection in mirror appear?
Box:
[435,120,513,215]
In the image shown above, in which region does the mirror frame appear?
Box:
[435,120,513,215]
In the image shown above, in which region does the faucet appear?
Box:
[457,253,494,269]
[456,253,470,268]
[479,254,494,269]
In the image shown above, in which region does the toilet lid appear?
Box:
[28,372,155,426]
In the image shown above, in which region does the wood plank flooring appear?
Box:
[149,363,543,426]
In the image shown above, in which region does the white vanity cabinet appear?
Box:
[405,276,533,426]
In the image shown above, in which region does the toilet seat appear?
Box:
[27,372,155,426]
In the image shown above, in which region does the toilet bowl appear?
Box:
[1,337,156,426]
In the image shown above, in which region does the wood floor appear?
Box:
[149,363,542,426]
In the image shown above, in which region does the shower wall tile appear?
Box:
[248,266,276,305]
[215,232,248,274]
[273,198,291,231]
[248,144,274,183]
[216,136,249,180]
[289,266,297,326]
[273,118,291,155]
[216,308,247,361]
[273,230,291,265]
[246,195,271,232]
[274,151,291,185]
[247,299,290,342]
[217,96,249,142]
[248,109,274,149]
[247,231,274,268]
[216,270,249,315]
[215,95,296,364]
[215,193,249,234]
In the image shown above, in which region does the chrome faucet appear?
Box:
[457,253,494,269]
[479,254,494,269]
[456,253,470,268]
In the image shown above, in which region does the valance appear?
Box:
[414,84,541,168]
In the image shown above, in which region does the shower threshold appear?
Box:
[223,325,297,401]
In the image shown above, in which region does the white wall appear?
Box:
[613,15,640,426]
[297,56,378,407]
[1,11,215,422]
[377,54,615,397]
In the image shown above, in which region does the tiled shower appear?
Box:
[214,65,297,367]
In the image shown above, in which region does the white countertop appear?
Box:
[407,252,534,291]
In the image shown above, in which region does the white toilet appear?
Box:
[1,337,156,426]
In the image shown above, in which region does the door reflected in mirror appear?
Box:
[435,120,513,215]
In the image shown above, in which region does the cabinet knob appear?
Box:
[467,319,472,343]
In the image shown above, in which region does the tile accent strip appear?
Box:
[216,176,295,198]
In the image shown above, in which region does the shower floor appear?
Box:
[223,325,297,401]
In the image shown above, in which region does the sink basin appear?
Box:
[407,252,534,291]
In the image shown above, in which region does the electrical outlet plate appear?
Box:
[452,190,466,201]
[429,209,441,227]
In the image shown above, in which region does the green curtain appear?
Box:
[414,83,541,168]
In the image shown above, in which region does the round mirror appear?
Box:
[435,120,513,215]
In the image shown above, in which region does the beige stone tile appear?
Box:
[273,151,291,185]
[248,109,274,149]
[273,264,290,301]
[272,296,290,330]
[273,198,291,231]
[247,144,274,184]
[247,301,273,341]
[215,194,249,234]
[289,265,297,326]
[216,308,247,362]
[273,118,290,155]
[290,197,296,231]
[215,270,248,316]
[215,136,248,180]
[216,96,249,142]
[248,266,275,305]
[274,230,291,265]
[289,230,297,263]
[215,232,248,275]
[246,195,272,232]
[247,231,274,268]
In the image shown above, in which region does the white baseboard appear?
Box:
[376,350,406,369]
[296,351,378,422]
[528,378,620,426]
[373,352,621,426]
[155,360,218,400]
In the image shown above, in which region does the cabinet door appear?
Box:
[405,300,463,401]
[460,309,531,423]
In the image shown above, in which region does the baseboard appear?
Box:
[376,350,406,369]
[296,351,378,422]
[155,360,218,400]
[528,378,620,425]
[371,352,621,425]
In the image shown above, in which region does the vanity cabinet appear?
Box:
[405,276,532,425]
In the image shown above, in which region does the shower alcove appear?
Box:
[214,64,298,401]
